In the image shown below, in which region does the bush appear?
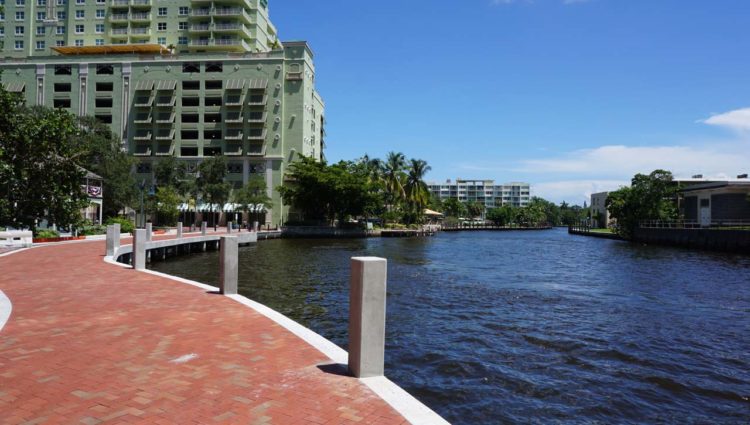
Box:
[80,224,107,236]
[105,217,135,234]
[35,229,60,239]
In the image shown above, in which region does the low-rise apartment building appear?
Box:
[428,179,531,209]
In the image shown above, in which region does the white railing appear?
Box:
[639,219,750,229]
[0,231,33,248]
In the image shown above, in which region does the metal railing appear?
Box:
[639,219,750,230]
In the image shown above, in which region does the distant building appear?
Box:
[680,181,750,227]
[590,192,610,228]
[427,179,531,209]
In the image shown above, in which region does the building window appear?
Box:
[157,37,166,44]
[204,97,222,107]
[205,62,222,73]
[181,97,199,107]
[95,114,112,124]
[95,24,104,33]
[56,40,64,46]
[178,7,189,15]
[35,40,45,50]
[96,64,114,74]
[203,130,221,140]
[177,36,187,45]
[157,22,166,31]
[136,162,151,174]
[56,25,65,34]
[180,147,198,157]
[14,40,23,50]
[96,0,104,3]
[0,13,4,21]
[36,12,46,21]
[96,9,105,19]
[180,130,198,139]
[15,26,23,35]
[0,27,4,36]
[95,38,104,45]
[178,21,187,30]
[76,0,84,4]
[75,10,84,19]
[37,0,46,4]
[36,26,45,35]
[157,7,167,16]
[75,39,83,46]
[204,80,221,90]
[57,11,66,20]
[203,147,221,157]
[15,0,24,5]
[75,24,84,33]
[95,98,112,108]
[56,0,66,5]
[95,82,112,91]
[182,62,199,73]
[54,82,72,92]
[204,113,221,123]
[53,98,71,108]
[181,113,198,123]
[15,11,24,21]
[182,80,199,90]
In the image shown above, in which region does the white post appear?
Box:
[133,229,147,270]
[176,222,183,238]
[146,222,153,242]
[201,221,207,236]
[253,221,259,232]
[348,257,387,378]
[227,221,233,234]
[105,223,120,256]
[219,236,238,295]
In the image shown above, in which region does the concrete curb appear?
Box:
[0,290,11,333]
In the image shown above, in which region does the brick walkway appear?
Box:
[0,239,407,425]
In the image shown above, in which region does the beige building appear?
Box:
[590,191,610,228]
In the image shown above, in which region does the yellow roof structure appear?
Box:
[424,209,444,217]
[52,44,167,55]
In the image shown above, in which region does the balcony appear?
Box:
[188,24,211,33]
[133,132,152,141]
[247,141,265,156]
[247,94,267,106]
[225,131,243,140]
[155,142,175,156]
[133,115,152,124]
[225,144,243,156]
[213,8,252,23]
[187,38,250,51]
[129,27,151,37]
[246,129,267,140]
[131,0,151,7]
[247,112,266,123]
[111,0,129,7]
[155,129,175,140]
[110,28,129,37]
[156,96,176,107]
[133,144,152,156]
[225,113,243,124]
[109,13,129,22]
[225,94,244,106]
[156,112,175,123]
[189,9,211,18]
[133,96,153,107]
[130,12,151,22]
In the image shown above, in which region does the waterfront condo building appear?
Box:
[428,179,531,209]
[0,0,324,226]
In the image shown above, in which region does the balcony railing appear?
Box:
[247,129,267,140]
[130,27,150,35]
[110,13,129,21]
[111,0,129,6]
[131,0,151,6]
[189,9,211,17]
[189,24,210,32]
[225,132,243,140]
[247,112,266,123]
[247,95,267,106]
[130,12,151,20]
[110,28,129,36]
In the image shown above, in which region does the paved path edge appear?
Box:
[104,244,451,425]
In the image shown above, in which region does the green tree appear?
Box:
[442,198,467,218]
[486,205,515,226]
[465,201,485,219]
[154,156,190,195]
[232,175,272,226]
[403,158,432,224]
[147,186,181,226]
[196,156,231,228]
[383,151,406,213]
[606,169,679,239]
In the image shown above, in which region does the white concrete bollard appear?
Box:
[201,221,207,236]
[227,221,233,234]
[219,236,238,295]
[253,221,259,232]
[348,257,387,378]
[146,223,153,242]
[105,224,120,256]
[133,229,147,270]
[176,222,183,239]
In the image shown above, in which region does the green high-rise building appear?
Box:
[0,0,325,226]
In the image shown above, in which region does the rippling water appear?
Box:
[151,228,750,424]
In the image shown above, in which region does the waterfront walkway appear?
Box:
[0,237,408,424]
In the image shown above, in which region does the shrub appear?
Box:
[105,217,135,234]
[35,229,60,239]
[80,224,107,236]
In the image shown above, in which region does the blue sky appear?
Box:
[272,0,750,204]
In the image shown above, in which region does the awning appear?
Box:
[51,44,167,55]
[182,203,268,213]
[155,80,177,91]
[248,79,268,90]
[134,80,154,91]
[424,209,444,217]
[3,82,25,92]
[225,79,246,90]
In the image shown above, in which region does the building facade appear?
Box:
[0,1,324,226]
[427,179,531,209]
[681,182,750,227]
[590,191,610,228]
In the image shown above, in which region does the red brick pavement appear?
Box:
[0,239,407,425]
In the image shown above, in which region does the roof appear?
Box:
[681,181,750,192]
[424,209,444,216]
[52,44,167,56]
[3,81,25,92]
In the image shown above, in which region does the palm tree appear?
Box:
[383,152,406,211]
[405,159,432,223]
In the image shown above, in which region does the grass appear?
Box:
[589,228,615,234]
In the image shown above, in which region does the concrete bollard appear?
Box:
[227,221,233,234]
[219,236,238,295]
[253,221,259,232]
[133,229,147,270]
[176,222,183,239]
[146,223,153,242]
[201,221,207,236]
[105,223,120,256]
[348,257,387,378]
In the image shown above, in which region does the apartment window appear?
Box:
[180,147,198,157]
[182,62,199,73]
[177,36,187,45]
[204,97,222,107]
[136,163,151,174]
[157,37,166,44]
[56,0,66,5]
[37,0,46,4]
[75,24,84,34]
[56,25,65,34]
[95,98,112,108]
[15,11,24,21]
[227,163,242,174]
[181,113,198,123]
[36,12,46,21]
[0,13,4,21]
[94,114,112,124]
[0,27,4,36]
[96,82,113,91]
[204,80,221,90]
[178,7,189,15]
[56,40,64,46]
[203,147,221,157]
[204,113,221,123]
[14,40,22,50]
[205,62,222,73]
[74,39,83,46]
[57,11,66,20]
[96,64,114,74]
[182,80,199,90]
[157,7,167,16]
[53,98,71,108]
[36,26,45,35]
[96,10,105,19]
[54,82,72,92]
[180,130,198,140]
[178,21,187,30]
[95,38,104,45]
[15,0,24,5]
[76,0,84,4]
[95,24,104,33]
[181,97,199,107]
[203,130,221,140]
[157,22,166,31]
[75,10,84,19]
[96,0,104,3]
[35,40,44,50]
[15,26,23,35]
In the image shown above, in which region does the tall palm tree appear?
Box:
[405,159,432,221]
[383,152,406,210]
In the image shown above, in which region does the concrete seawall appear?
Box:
[633,228,750,253]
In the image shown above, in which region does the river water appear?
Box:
[150,228,750,424]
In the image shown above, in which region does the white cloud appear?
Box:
[701,107,750,133]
